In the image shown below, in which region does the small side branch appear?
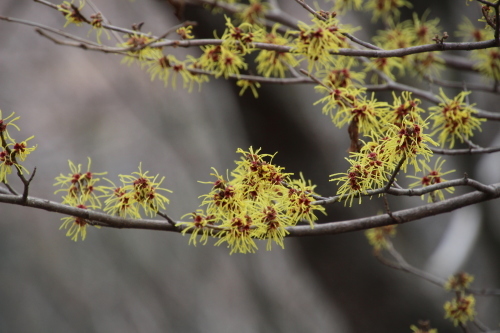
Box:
[375,242,446,288]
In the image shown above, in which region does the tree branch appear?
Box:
[1,182,499,237]
[287,182,500,237]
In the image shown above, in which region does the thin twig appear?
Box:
[430,146,500,155]
[424,75,500,94]
[384,157,405,191]
[294,0,325,21]
[22,167,37,204]
[462,137,482,150]
[375,242,446,288]
[2,183,19,195]
[0,16,103,47]
[85,0,122,43]
[0,182,499,236]
[472,318,491,332]
[157,211,177,226]
[312,176,497,206]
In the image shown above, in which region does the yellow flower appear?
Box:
[88,12,110,44]
[237,0,269,25]
[177,210,216,246]
[318,57,365,89]
[410,11,441,45]
[364,56,405,82]
[176,25,195,40]
[365,225,397,251]
[384,91,425,126]
[407,158,455,202]
[146,54,202,91]
[286,176,326,227]
[444,272,474,292]
[255,24,299,78]
[314,85,365,123]
[103,186,141,219]
[383,115,437,173]
[410,52,444,78]
[8,135,37,162]
[214,214,259,254]
[472,48,500,81]
[293,15,351,71]
[444,295,476,326]
[181,147,325,253]
[456,16,492,42]
[118,164,172,217]
[373,20,413,50]
[0,110,21,142]
[0,149,17,183]
[57,0,87,27]
[198,45,248,78]
[329,0,364,14]
[429,89,485,148]
[118,33,162,66]
[333,93,388,135]
[236,79,261,98]
[365,0,412,23]
[54,158,108,208]
[59,204,101,241]
[410,322,438,333]
[221,15,263,55]
[146,54,173,87]
[331,141,392,206]
[0,133,35,183]
[331,163,370,206]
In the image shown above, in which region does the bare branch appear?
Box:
[0,193,180,232]
[430,146,500,155]
[288,182,500,237]
[375,243,446,288]
[0,182,498,236]
[424,76,500,94]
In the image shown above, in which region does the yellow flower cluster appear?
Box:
[255,24,299,78]
[57,0,87,28]
[365,225,397,251]
[318,57,365,89]
[315,84,481,205]
[294,15,351,71]
[444,295,476,327]
[0,110,36,183]
[429,89,485,148]
[54,161,172,241]
[457,16,500,81]
[119,33,161,65]
[177,147,325,254]
[330,92,438,205]
[407,157,455,202]
[109,22,212,91]
[237,0,269,25]
[410,322,438,333]
[199,16,265,79]
[54,158,107,241]
[365,0,412,23]
[368,12,444,80]
[444,272,475,292]
[329,0,364,14]
[443,272,476,326]
[103,164,172,218]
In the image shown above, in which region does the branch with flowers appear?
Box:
[2,0,500,329]
[0,0,499,253]
[368,226,499,331]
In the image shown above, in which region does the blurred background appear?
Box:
[0,0,499,332]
